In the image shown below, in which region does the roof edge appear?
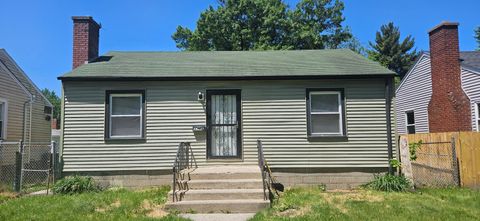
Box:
[58,74,395,81]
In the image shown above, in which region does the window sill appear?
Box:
[105,137,146,143]
[308,135,348,142]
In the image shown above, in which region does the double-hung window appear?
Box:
[0,101,5,140]
[405,111,415,134]
[307,89,346,137]
[106,91,145,139]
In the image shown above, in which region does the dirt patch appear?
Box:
[277,205,312,217]
[321,191,384,213]
[95,200,121,212]
[0,192,19,199]
[142,200,169,218]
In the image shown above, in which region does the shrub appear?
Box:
[363,174,412,192]
[52,176,101,194]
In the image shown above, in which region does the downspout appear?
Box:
[385,77,394,175]
[22,95,34,147]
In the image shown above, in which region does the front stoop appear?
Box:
[165,166,270,213]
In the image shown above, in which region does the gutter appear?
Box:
[58,74,397,81]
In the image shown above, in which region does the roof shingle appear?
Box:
[59,49,395,80]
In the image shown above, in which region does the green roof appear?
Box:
[59,49,395,80]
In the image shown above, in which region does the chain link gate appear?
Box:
[20,142,57,193]
[410,137,460,187]
[0,141,59,193]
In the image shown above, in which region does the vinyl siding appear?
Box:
[0,50,51,144]
[0,66,29,141]
[395,55,432,134]
[62,79,393,172]
[461,69,480,131]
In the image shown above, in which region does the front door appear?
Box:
[206,90,242,159]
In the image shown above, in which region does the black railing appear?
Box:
[257,139,268,200]
[172,142,197,202]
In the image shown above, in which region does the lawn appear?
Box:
[0,186,188,221]
[1,185,479,221]
[251,186,480,221]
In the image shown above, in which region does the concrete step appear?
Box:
[165,199,270,213]
[186,179,264,190]
[169,189,266,201]
[183,166,262,180]
[186,171,262,180]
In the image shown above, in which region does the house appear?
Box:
[0,49,53,144]
[59,16,395,196]
[396,22,480,134]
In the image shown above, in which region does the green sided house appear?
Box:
[59,17,395,211]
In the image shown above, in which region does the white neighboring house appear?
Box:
[395,22,480,135]
[0,49,53,144]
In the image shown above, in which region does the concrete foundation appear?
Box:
[272,167,388,190]
[65,167,387,190]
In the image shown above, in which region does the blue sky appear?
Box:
[0,0,478,94]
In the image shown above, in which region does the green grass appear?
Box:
[0,186,188,221]
[251,187,480,221]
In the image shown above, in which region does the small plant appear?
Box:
[52,175,101,194]
[363,174,412,192]
[409,140,423,161]
[389,159,402,169]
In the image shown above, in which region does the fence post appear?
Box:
[451,136,460,187]
[14,152,22,192]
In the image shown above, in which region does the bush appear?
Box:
[363,174,412,192]
[52,176,101,194]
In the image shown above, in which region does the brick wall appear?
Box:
[427,22,472,132]
[72,16,100,69]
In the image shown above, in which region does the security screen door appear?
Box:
[206,90,242,158]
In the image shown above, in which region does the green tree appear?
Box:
[339,35,366,56]
[172,0,351,51]
[367,22,418,79]
[475,26,480,51]
[41,88,61,128]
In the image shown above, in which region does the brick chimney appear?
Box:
[427,22,471,132]
[72,16,100,69]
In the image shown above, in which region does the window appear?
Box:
[307,89,345,137]
[476,104,480,132]
[105,91,145,139]
[405,111,415,134]
[0,101,6,140]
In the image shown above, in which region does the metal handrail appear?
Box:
[172,142,197,202]
[257,139,268,200]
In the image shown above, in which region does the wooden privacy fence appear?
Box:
[400,132,480,188]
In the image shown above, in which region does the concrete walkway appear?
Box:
[179,213,256,221]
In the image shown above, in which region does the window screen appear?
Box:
[106,92,144,139]
[307,90,345,137]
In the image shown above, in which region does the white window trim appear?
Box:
[0,98,8,140]
[109,93,143,139]
[476,103,480,132]
[405,110,415,134]
[309,91,343,136]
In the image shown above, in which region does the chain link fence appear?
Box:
[0,141,60,193]
[411,138,460,187]
[0,142,21,191]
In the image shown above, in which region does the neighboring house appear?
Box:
[59,16,395,189]
[396,22,480,134]
[0,49,53,144]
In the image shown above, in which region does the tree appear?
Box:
[367,22,418,79]
[475,26,480,51]
[339,35,366,56]
[42,88,61,128]
[172,0,351,51]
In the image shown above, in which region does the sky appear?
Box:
[0,0,478,95]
